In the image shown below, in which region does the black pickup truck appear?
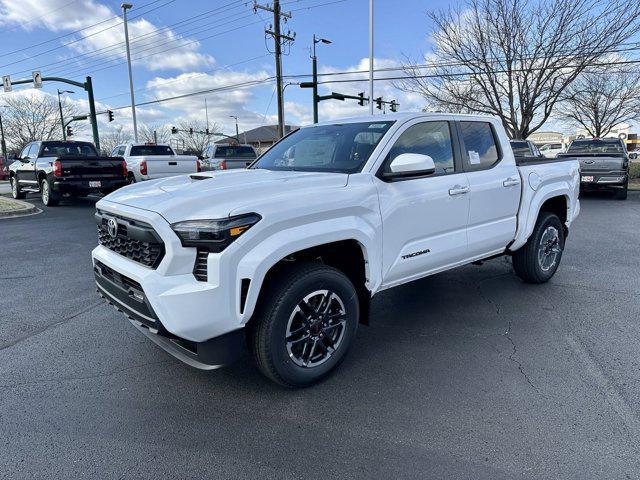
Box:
[8,140,128,206]
[558,138,634,200]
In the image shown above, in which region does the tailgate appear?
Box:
[143,155,198,176]
[59,157,124,179]
[559,154,626,171]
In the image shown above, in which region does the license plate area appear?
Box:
[89,180,102,188]
[581,175,594,182]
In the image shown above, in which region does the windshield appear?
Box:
[40,142,97,157]
[214,146,256,158]
[567,140,623,154]
[130,145,174,156]
[510,141,530,157]
[251,121,394,173]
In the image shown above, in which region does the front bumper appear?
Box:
[91,200,247,369]
[94,259,244,369]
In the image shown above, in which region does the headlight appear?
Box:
[171,213,261,252]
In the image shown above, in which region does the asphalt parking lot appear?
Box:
[1,191,639,479]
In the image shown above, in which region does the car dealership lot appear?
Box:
[1,193,639,479]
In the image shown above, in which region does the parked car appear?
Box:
[558,137,633,200]
[510,139,543,158]
[111,143,199,183]
[200,144,258,171]
[9,140,127,206]
[539,143,564,158]
[92,113,580,387]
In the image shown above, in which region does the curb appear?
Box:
[0,197,40,219]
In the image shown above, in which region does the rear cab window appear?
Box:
[40,142,97,157]
[459,121,500,170]
[130,145,174,156]
[214,146,257,159]
[567,139,624,154]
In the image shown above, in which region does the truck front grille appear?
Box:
[96,211,165,268]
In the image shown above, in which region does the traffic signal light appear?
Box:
[358,92,365,106]
[66,126,73,137]
[171,126,178,134]
[390,100,398,113]
[205,128,210,135]
[375,97,383,110]
[107,110,114,122]
[189,128,194,135]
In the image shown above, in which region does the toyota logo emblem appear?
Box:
[107,218,118,239]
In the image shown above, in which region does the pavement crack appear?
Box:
[503,329,538,393]
[0,301,103,352]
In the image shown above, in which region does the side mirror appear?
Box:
[629,152,637,160]
[383,153,436,179]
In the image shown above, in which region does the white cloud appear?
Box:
[0,0,214,71]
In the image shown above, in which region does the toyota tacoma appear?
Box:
[92,113,580,387]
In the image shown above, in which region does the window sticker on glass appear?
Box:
[368,123,388,129]
[468,150,481,164]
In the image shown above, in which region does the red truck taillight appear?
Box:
[196,159,201,172]
[219,160,227,170]
[121,160,127,177]
[53,160,62,177]
[140,160,147,176]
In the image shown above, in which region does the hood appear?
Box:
[99,168,349,223]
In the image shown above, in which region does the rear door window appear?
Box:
[459,122,500,170]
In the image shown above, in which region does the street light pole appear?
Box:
[0,108,7,162]
[229,115,239,142]
[57,89,74,140]
[312,34,331,124]
[122,3,138,142]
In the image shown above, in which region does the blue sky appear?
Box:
[0,0,446,140]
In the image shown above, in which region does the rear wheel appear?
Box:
[512,212,565,284]
[248,262,359,387]
[10,176,25,199]
[614,181,628,200]
[40,179,59,206]
[127,173,136,184]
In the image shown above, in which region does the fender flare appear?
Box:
[235,217,380,322]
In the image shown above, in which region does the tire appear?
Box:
[127,173,136,184]
[10,176,25,199]
[512,212,565,284]
[614,181,628,200]
[40,179,59,206]
[248,262,359,388]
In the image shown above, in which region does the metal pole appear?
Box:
[122,4,138,142]
[369,0,374,115]
[205,98,209,130]
[57,90,66,140]
[273,0,285,138]
[0,113,7,161]
[85,76,100,151]
[312,35,319,124]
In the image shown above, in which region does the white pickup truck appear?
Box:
[93,113,580,387]
[111,142,199,183]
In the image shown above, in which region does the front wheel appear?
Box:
[40,179,59,206]
[248,262,359,388]
[10,176,25,199]
[512,212,565,284]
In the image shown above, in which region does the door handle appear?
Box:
[448,185,470,196]
[503,177,520,187]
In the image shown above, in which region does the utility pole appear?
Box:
[369,0,374,115]
[57,89,74,140]
[254,0,295,139]
[205,98,209,130]
[122,3,138,142]
[229,115,239,142]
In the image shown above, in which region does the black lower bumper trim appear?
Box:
[94,261,244,368]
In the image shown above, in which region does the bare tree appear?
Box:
[556,67,640,137]
[176,120,221,156]
[399,0,640,139]
[2,93,81,151]
[138,123,171,144]
[100,125,131,155]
